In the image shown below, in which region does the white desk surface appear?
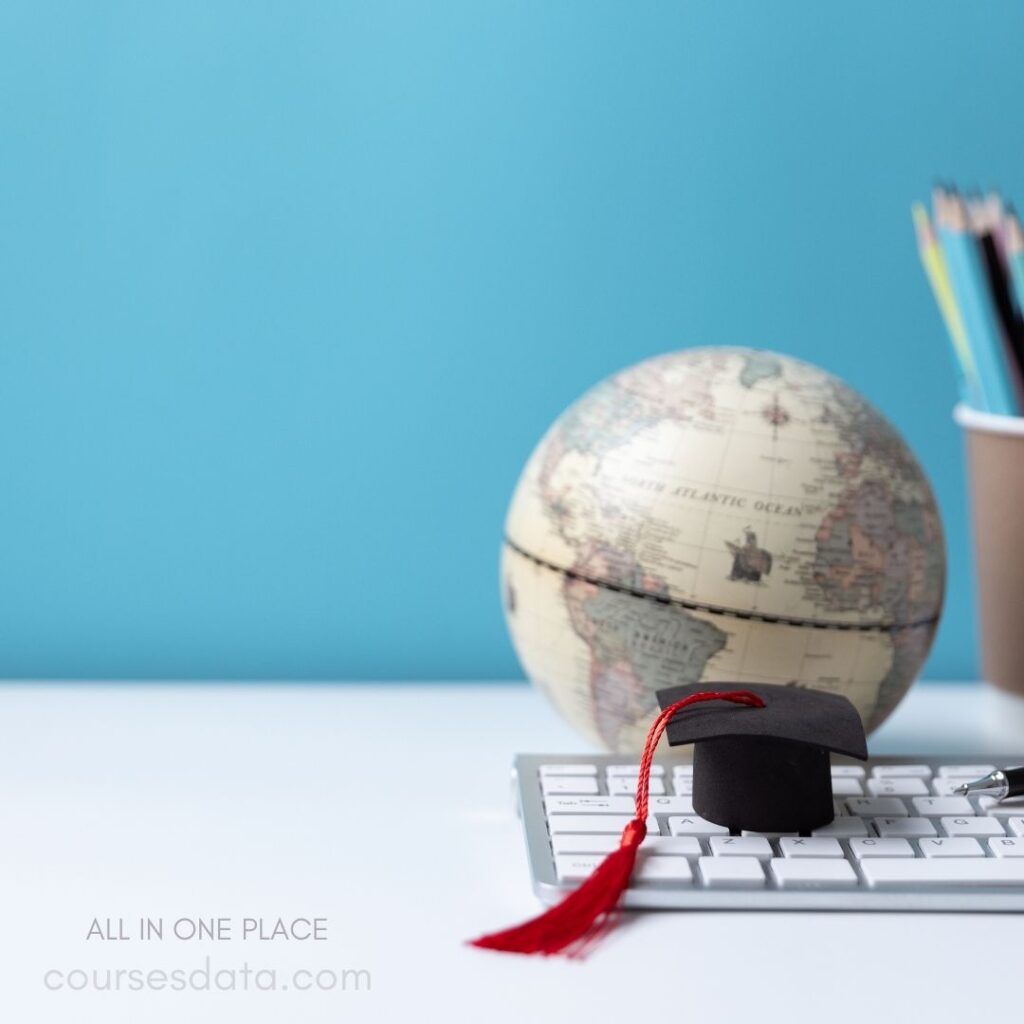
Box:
[2,680,1023,1024]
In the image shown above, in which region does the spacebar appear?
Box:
[861,859,1024,887]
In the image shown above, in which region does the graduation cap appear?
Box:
[471,684,867,958]
[656,682,868,834]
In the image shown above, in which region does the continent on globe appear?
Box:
[502,347,945,752]
[560,544,728,750]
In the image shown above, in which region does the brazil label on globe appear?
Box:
[503,347,945,752]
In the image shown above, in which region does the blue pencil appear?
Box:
[936,192,1020,415]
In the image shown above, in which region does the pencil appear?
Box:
[936,189,1020,415]
[984,192,1010,259]
[968,198,1024,386]
[1006,210,1024,324]
[912,202,980,406]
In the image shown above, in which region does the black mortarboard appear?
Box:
[656,683,868,834]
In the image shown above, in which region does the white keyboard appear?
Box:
[514,754,1024,911]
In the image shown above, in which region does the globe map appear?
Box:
[503,348,945,752]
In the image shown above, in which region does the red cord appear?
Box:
[469,689,765,958]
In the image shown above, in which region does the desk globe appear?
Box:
[503,348,945,752]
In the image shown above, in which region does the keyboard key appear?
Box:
[770,859,858,888]
[551,835,620,855]
[545,795,694,816]
[708,836,772,859]
[607,764,664,777]
[866,777,929,797]
[545,796,635,814]
[873,817,937,838]
[779,837,844,858]
[941,816,1006,837]
[919,837,984,858]
[931,777,967,797]
[988,837,1024,857]
[645,836,703,856]
[861,858,1024,887]
[1008,818,1024,837]
[548,814,657,834]
[540,764,598,776]
[672,764,694,778]
[668,815,729,836]
[542,777,600,796]
[812,816,868,838]
[635,855,694,882]
[542,796,697,818]
[843,794,909,819]
[555,855,603,881]
[551,834,701,856]
[673,777,694,795]
[871,764,931,778]
[831,765,866,779]
[647,796,695,815]
[975,797,1024,817]
[937,764,996,778]
[847,797,908,817]
[699,856,765,888]
[831,777,863,797]
[849,837,914,859]
[911,796,975,817]
[609,776,665,797]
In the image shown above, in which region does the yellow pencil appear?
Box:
[913,201,981,405]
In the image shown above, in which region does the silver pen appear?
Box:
[954,766,1024,801]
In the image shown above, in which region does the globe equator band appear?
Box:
[504,537,940,635]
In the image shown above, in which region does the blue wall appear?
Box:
[1,1,1020,679]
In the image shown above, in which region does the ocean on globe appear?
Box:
[502,347,945,753]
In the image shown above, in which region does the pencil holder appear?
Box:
[956,404,1024,704]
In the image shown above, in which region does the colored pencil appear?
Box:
[982,192,1009,259]
[1006,210,1024,324]
[935,190,1020,415]
[968,198,1024,392]
[912,202,980,406]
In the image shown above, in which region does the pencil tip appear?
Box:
[1006,210,1024,252]
[912,204,934,246]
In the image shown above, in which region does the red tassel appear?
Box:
[469,689,765,958]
